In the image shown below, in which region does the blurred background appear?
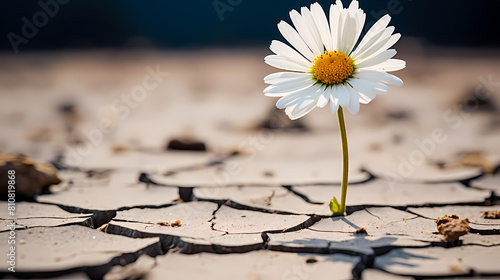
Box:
[1,0,499,180]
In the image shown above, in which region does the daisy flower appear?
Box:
[264,0,405,120]
[263,0,405,216]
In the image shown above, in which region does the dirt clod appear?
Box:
[0,152,62,198]
[171,220,181,227]
[306,258,317,264]
[436,214,471,242]
[355,227,368,235]
[482,211,500,219]
[166,139,207,152]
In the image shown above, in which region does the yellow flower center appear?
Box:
[312,51,354,85]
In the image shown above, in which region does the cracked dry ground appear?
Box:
[1,48,500,280]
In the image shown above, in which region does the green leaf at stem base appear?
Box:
[329,196,344,216]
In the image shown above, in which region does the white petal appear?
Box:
[285,105,295,115]
[364,59,406,72]
[337,84,350,107]
[329,86,340,113]
[335,0,344,10]
[329,4,342,51]
[347,1,366,54]
[288,99,318,120]
[311,3,333,51]
[348,79,386,104]
[363,14,391,41]
[352,14,391,56]
[264,72,312,85]
[358,92,374,104]
[298,98,316,110]
[345,84,360,114]
[300,7,324,55]
[333,3,349,52]
[265,55,310,72]
[356,49,396,69]
[270,40,312,68]
[351,26,393,59]
[339,14,357,54]
[353,27,395,62]
[264,79,315,96]
[283,85,323,120]
[354,10,366,45]
[330,99,339,113]
[290,9,323,55]
[349,78,378,94]
[275,85,321,109]
[356,32,401,64]
[364,33,401,61]
[367,81,389,95]
[382,33,401,52]
[317,91,329,108]
[348,0,359,13]
[276,93,305,109]
[354,70,403,86]
[277,21,315,61]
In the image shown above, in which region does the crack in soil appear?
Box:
[282,185,323,205]
[208,204,226,233]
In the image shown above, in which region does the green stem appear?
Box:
[337,107,349,215]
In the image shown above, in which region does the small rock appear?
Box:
[170,220,181,227]
[355,227,368,235]
[166,138,207,152]
[436,215,471,242]
[0,152,61,198]
[482,211,500,219]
